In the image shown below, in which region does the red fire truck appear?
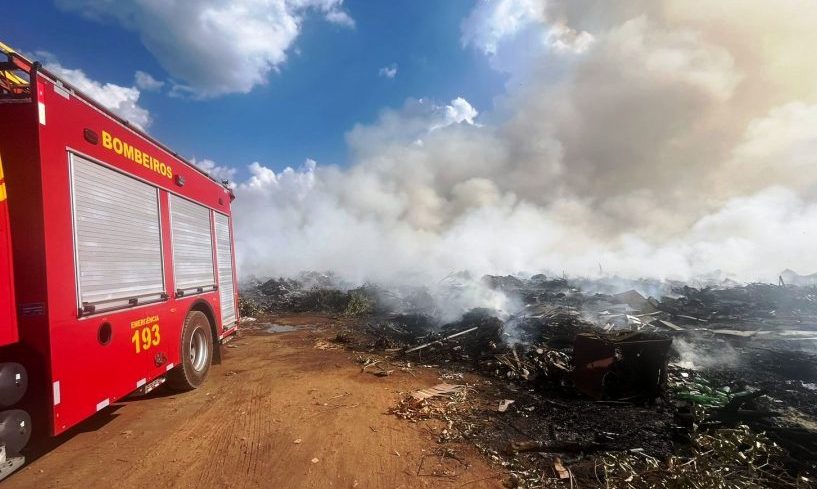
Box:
[0,43,238,479]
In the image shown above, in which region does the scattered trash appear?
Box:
[390,383,469,421]
[294,439,302,444]
[416,448,470,479]
[497,400,514,413]
[357,355,395,377]
[600,425,801,488]
[507,440,610,455]
[310,458,319,464]
[314,339,341,350]
[410,383,466,402]
[553,457,569,479]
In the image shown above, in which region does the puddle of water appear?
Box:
[261,323,299,333]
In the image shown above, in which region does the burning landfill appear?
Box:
[240,271,817,488]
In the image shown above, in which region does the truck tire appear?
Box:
[167,311,213,391]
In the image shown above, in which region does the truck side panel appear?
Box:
[32,73,235,434]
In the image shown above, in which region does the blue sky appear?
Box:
[6,1,817,282]
[2,1,507,179]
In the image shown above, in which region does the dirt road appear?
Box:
[5,315,503,489]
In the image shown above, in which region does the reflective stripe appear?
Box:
[136,378,146,388]
[96,398,110,411]
[53,381,61,406]
[165,363,174,371]
[0,151,6,202]
[0,153,5,202]
[38,102,45,125]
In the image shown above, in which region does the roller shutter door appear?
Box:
[70,153,165,312]
[170,195,215,295]
[214,212,236,327]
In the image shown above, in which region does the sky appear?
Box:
[4,0,817,285]
[2,0,506,179]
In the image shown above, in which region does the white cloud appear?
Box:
[37,51,151,129]
[226,0,817,286]
[56,0,355,97]
[134,70,164,91]
[459,0,594,83]
[546,22,595,54]
[461,0,545,55]
[346,97,479,153]
[442,97,478,126]
[378,63,398,79]
[324,8,355,28]
[190,158,238,183]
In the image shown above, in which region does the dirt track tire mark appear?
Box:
[235,379,264,489]
[196,388,246,487]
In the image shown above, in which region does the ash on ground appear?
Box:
[241,272,817,488]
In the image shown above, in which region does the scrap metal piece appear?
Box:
[571,332,672,400]
[405,327,478,353]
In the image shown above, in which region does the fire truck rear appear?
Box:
[0,43,239,480]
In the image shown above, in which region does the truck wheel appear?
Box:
[167,311,213,391]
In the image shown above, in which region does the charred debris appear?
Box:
[242,272,817,487]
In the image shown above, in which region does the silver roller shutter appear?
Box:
[70,153,165,311]
[170,195,215,295]
[214,212,236,327]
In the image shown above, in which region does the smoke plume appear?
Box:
[230,0,817,285]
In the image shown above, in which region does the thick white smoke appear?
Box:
[230,0,817,285]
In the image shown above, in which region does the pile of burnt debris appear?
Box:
[242,272,817,487]
[240,272,380,316]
